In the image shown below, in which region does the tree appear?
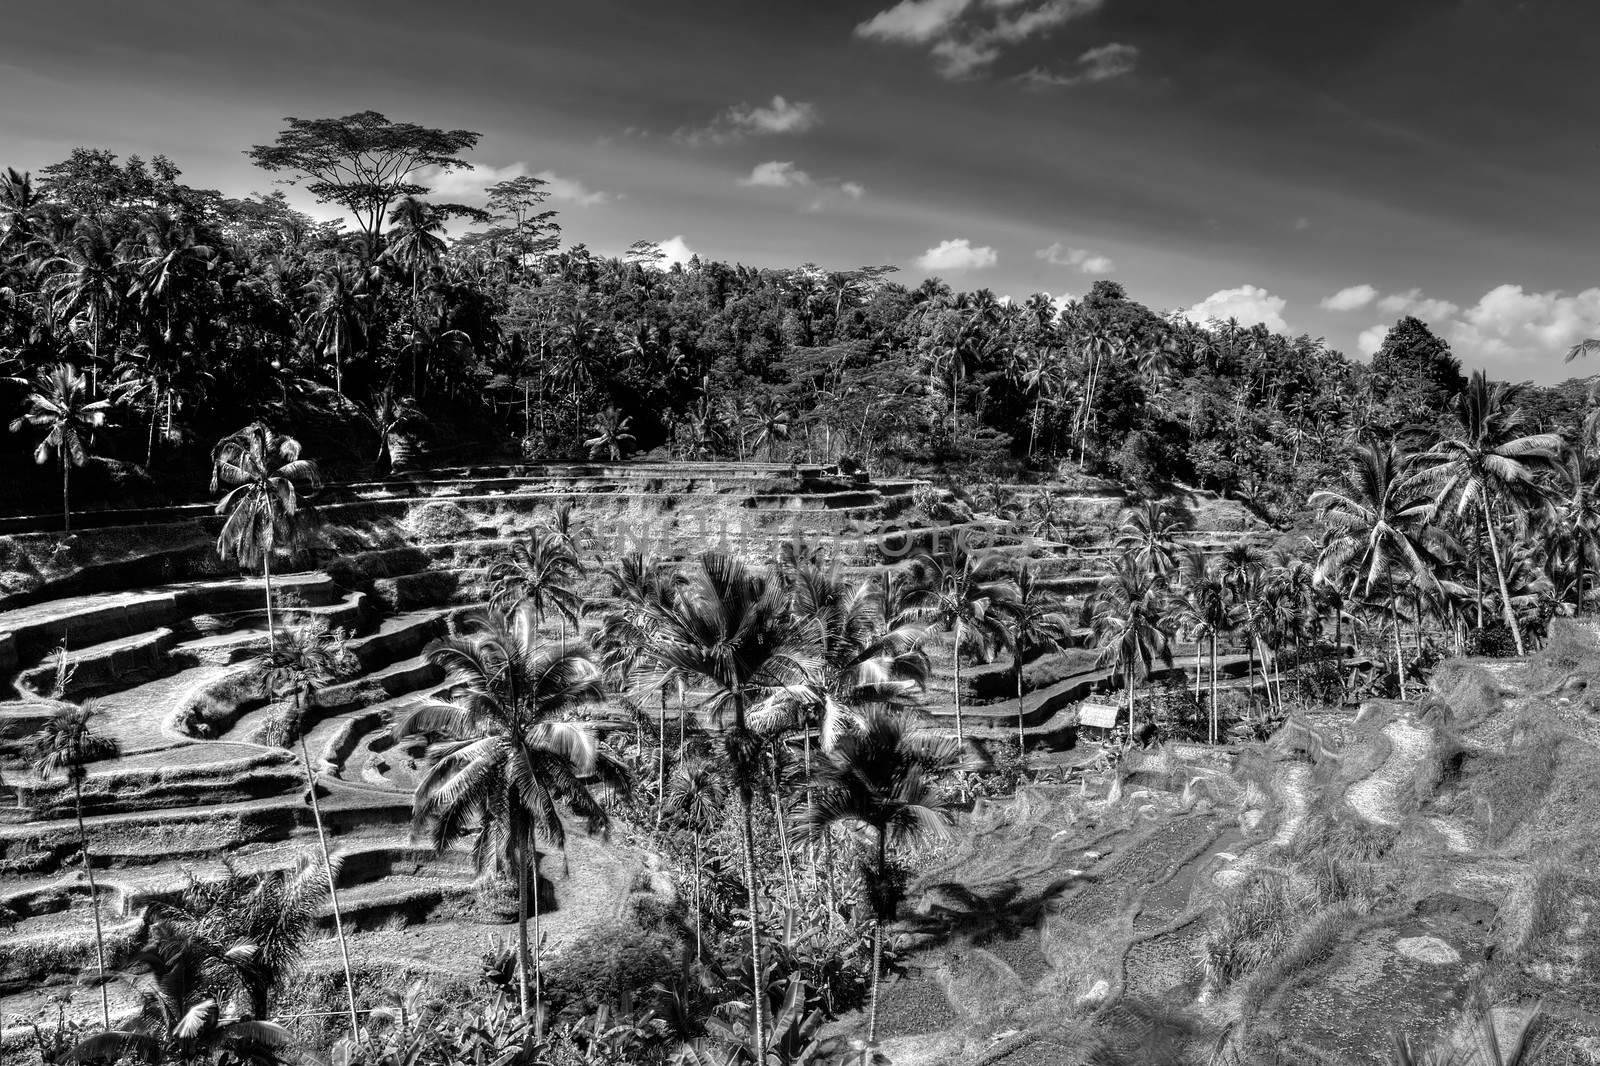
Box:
[584,407,637,460]
[1171,548,1230,743]
[1092,559,1173,735]
[486,524,584,648]
[903,546,1018,749]
[636,552,821,1059]
[41,222,122,392]
[10,363,109,532]
[29,701,122,1028]
[801,708,960,1065]
[665,755,727,962]
[1368,316,1464,430]
[211,422,321,652]
[1411,371,1561,656]
[994,563,1071,757]
[247,111,480,256]
[1114,500,1191,585]
[393,605,623,1022]
[1311,441,1437,698]
[742,395,791,461]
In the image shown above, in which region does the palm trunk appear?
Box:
[1209,631,1219,745]
[952,638,964,748]
[1126,663,1136,735]
[1482,499,1526,656]
[75,779,110,1030]
[1391,594,1407,700]
[731,690,767,1058]
[657,692,667,831]
[300,736,358,1037]
[770,753,798,913]
[531,850,543,1034]
[263,547,276,653]
[61,458,71,533]
[516,855,531,1016]
[1016,655,1027,758]
[692,832,704,961]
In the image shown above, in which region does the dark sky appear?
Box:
[5,0,1599,380]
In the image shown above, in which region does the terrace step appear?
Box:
[15,627,178,700]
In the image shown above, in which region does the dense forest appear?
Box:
[2,113,1589,524]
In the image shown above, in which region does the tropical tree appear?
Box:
[1410,371,1561,655]
[486,524,584,648]
[635,552,821,1058]
[665,755,727,962]
[1114,500,1191,584]
[10,362,110,531]
[742,394,791,461]
[1092,559,1173,735]
[994,563,1071,756]
[41,221,122,391]
[211,422,321,651]
[584,406,637,460]
[1171,547,1230,742]
[29,700,122,1028]
[393,605,622,1022]
[902,545,1018,749]
[801,708,960,1065]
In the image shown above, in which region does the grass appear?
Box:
[1465,722,1561,847]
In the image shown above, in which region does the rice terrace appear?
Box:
[5,3,1600,1064]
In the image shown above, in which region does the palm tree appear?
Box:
[393,604,623,1021]
[1115,500,1192,585]
[41,221,122,392]
[1411,371,1562,655]
[994,563,1071,757]
[211,422,321,652]
[636,552,821,1059]
[664,755,727,962]
[486,524,584,649]
[29,701,122,1028]
[1092,559,1173,735]
[252,620,359,1038]
[1310,441,1437,698]
[10,362,109,531]
[1548,449,1600,617]
[902,546,1019,749]
[361,387,423,472]
[584,406,637,460]
[801,708,960,1064]
[385,195,447,315]
[1170,548,1230,744]
[742,394,791,461]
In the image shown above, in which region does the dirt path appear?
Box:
[1345,717,1430,827]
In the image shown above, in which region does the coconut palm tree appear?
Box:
[801,708,960,1065]
[1547,449,1600,617]
[902,545,1018,749]
[994,563,1071,757]
[1114,500,1192,585]
[1310,441,1437,698]
[211,422,321,652]
[584,406,637,460]
[665,755,727,962]
[385,195,447,314]
[251,619,359,1038]
[41,221,122,392]
[1170,548,1230,743]
[1411,371,1562,655]
[742,394,791,461]
[28,700,121,1028]
[393,604,623,1022]
[1092,559,1173,735]
[10,362,109,531]
[635,552,821,1058]
[486,524,584,649]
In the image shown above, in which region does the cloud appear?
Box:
[677,95,820,145]
[1357,324,1389,356]
[857,0,1102,79]
[740,160,812,188]
[1320,284,1378,312]
[1376,287,1460,320]
[1447,284,1600,365]
[840,181,867,199]
[1017,41,1138,87]
[1035,240,1114,274]
[418,162,609,207]
[1185,284,1289,333]
[916,237,999,271]
[656,235,697,268]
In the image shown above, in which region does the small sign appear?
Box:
[1078,701,1121,730]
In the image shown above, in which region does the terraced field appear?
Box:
[0,459,1282,1049]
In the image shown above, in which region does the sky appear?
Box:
[4,0,1600,382]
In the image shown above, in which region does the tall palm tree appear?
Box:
[211,422,321,652]
[1311,441,1437,698]
[41,221,122,392]
[636,552,821,1059]
[902,545,1018,749]
[742,394,791,461]
[393,605,623,1021]
[1114,500,1192,584]
[801,708,960,1064]
[994,563,1071,757]
[252,620,359,1038]
[1411,371,1562,655]
[665,755,727,962]
[29,701,122,1028]
[486,524,584,649]
[10,362,109,531]
[385,195,447,314]
[1171,548,1230,743]
[1547,449,1600,617]
[1092,559,1173,735]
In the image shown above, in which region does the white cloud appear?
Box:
[857,0,1101,79]
[840,181,866,199]
[1185,284,1289,333]
[1320,284,1378,312]
[1376,287,1459,320]
[678,95,820,145]
[1035,241,1114,274]
[916,238,999,271]
[416,162,609,207]
[1357,324,1389,356]
[656,235,697,268]
[740,160,812,188]
[1018,41,1138,87]
[1448,284,1600,365]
